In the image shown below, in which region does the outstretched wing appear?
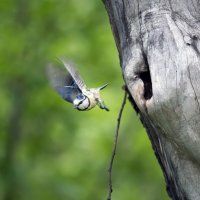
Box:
[47,63,82,103]
[59,58,87,91]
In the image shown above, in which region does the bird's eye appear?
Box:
[73,94,86,107]
[76,94,85,101]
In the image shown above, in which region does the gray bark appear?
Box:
[103,0,200,199]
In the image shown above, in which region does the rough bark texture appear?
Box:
[103,0,200,200]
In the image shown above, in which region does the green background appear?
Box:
[0,0,169,200]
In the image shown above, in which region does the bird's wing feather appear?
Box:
[59,58,87,91]
[47,63,81,103]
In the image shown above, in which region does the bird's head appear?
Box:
[73,93,90,111]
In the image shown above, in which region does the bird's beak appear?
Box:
[98,83,108,91]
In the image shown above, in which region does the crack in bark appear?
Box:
[187,66,200,113]
[190,36,200,56]
[136,1,153,101]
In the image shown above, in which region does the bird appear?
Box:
[47,58,109,111]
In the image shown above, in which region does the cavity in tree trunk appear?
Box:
[103,0,200,200]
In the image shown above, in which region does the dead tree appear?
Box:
[103,0,200,199]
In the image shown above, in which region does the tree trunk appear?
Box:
[103,0,200,199]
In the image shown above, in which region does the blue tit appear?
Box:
[47,58,109,111]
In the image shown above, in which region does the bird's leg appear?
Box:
[98,99,109,111]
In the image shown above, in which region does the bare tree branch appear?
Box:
[107,89,127,200]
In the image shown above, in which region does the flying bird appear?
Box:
[47,58,109,111]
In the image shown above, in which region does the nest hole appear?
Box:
[139,70,152,100]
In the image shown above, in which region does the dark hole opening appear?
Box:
[127,69,153,114]
[139,70,152,100]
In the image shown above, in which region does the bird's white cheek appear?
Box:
[78,98,90,110]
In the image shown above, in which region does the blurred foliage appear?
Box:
[0,0,169,200]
